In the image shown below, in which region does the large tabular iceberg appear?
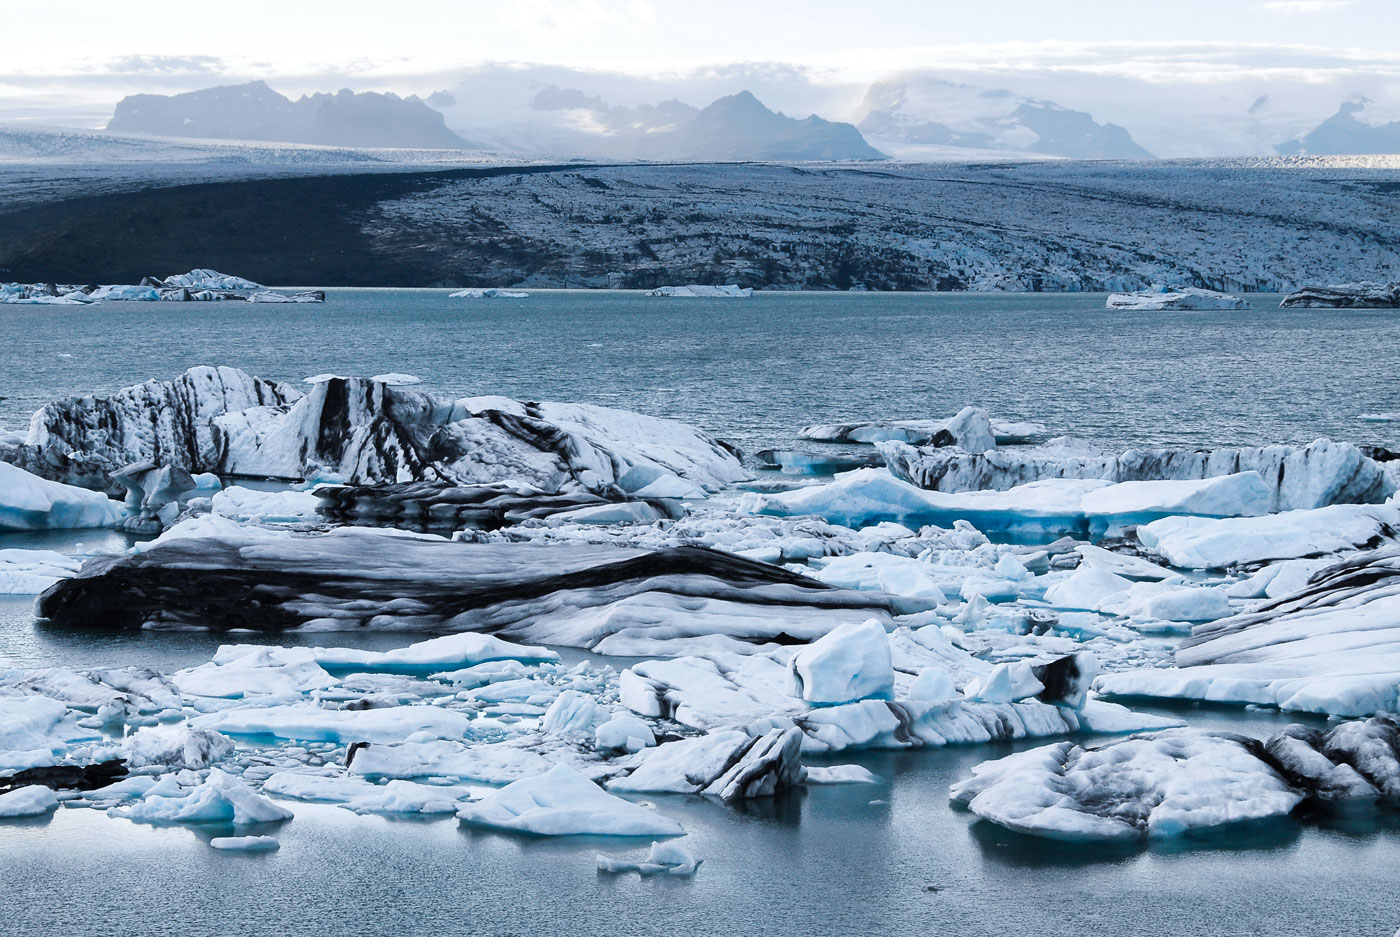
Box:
[1280,281,1400,309]
[742,467,1271,538]
[35,522,914,648]
[645,285,752,298]
[879,437,1393,511]
[1105,287,1249,311]
[7,366,750,499]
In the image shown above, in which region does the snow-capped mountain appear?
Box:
[107,81,468,149]
[855,77,1153,160]
[434,86,882,161]
[1277,99,1400,156]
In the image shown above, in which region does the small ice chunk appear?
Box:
[596,840,702,876]
[209,835,280,851]
[786,620,894,705]
[805,764,877,784]
[0,785,59,818]
[457,764,684,836]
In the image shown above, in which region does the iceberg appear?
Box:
[15,367,750,499]
[209,835,280,851]
[0,785,60,819]
[0,462,126,531]
[38,528,910,650]
[744,469,1269,539]
[192,703,476,744]
[114,768,293,826]
[645,285,752,298]
[880,437,1392,512]
[1106,287,1249,311]
[125,726,234,770]
[313,633,557,676]
[799,406,999,453]
[952,717,1400,842]
[448,288,528,298]
[0,548,83,594]
[1096,548,1400,716]
[1136,503,1399,569]
[456,764,685,836]
[1280,281,1400,309]
[785,620,894,705]
[607,727,804,800]
[596,841,701,876]
[950,731,1302,842]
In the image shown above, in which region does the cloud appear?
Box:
[1258,1,1355,12]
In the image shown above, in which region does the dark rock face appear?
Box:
[1280,282,1400,308]
[35,529,910,648]
[1276,101,1400,157]
[107,81,468,149]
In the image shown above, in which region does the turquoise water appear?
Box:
[3,290,1400,936]
[3,289,1400,456]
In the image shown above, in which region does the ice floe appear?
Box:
[1106,287,1248,311]
[457,764,685,836]
[952,716,1400,842]
[38,526,912,650]
[1280,281,1400,308]
[449,288,528,298]
[0,462,126,531]
[645,285,752,298]
[1097,548,1400,715]
[596,840,701,876]
[881,437,1392,511]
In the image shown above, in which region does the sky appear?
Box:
[3,0,1399,140]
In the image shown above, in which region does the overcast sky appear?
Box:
[3,0,1398,125]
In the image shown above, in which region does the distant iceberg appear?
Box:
[1280,281,1400,308]
[1106,287,1248,311]
[1,269,323,305]
[645,285,752,298]
[448,288,528,299]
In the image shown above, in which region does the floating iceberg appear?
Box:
[744,468,1268,539]
[952,717,1400,842]
[14,367,749,499]
[125,726,234,770]
[38,528,910,650]
[1136,503,1399,569]
[1106,287,1249,311]
[114,769,293,826]
[1097,548,1400,715]
[209,835,280,851]
[192,703,476,744]
[756,449,885,475]
[596,840,701,876]
[313,633,557,676]
[950,730,1302,842]
[786,620,894,705]
[457,764,685,836]
[1280,281,1400,309]
[0,785,59,818]
[0,549,84,594]
[799,406,999,453]
[5,271,323,304]
[0,462,126,531]
[449,288,528,299]
[607,728,804,800]
[880,437,1392,512]
[645,285,752,298]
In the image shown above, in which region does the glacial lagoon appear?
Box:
[3,289,1400,937]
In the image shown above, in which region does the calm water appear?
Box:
[3,289,1400,455]
[3,290,1400,936]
